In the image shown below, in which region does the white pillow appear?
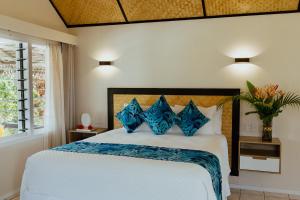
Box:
[174,105,222,135]
[137,123,183,134]
[135,122,151,132]
[214,107,223,135]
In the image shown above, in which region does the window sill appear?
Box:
[0,132,46,148]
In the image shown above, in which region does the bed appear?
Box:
[21,88,240,200]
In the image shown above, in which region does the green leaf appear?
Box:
[246,81,256,97]
[279,92,300,109]
[264,97,273,104]
[245,111,259,115]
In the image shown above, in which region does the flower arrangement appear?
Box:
[221,81,300,141]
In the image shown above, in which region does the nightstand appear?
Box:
[239,136,281,174]
[67,128,107,144]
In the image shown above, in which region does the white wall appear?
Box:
[0,0,68,33]
[74,13,300,194]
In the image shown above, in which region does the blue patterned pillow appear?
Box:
[176,101,209,136]
[116,98,144,133]
[142,96,176,135]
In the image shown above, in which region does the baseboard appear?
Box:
[0,189,19,200]
[230,184,300,196]
[2,185,300,199]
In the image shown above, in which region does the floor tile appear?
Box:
[240,193,264,200]
[290,194,300,200]
[241,189,264,196]
[231,188,241,193]
[228,191,240,200]
[265,192,289,200]
[265,196,289,200]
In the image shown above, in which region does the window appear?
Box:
[0,37,48,138]
[32,44,46,129]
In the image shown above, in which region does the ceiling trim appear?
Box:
[49,0,300,28]
[67,10,299,28]
[67,16,205,28]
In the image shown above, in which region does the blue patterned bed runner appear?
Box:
[52,142,222,200]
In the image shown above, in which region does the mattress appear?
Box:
[20,128,231,200]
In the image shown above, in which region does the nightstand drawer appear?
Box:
[240,155,280,173]
[67,128,107,143]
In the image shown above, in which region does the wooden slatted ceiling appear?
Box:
[120,0,203,21]
[205,0,299,16]
[51,0,125,25]
[49,0,300,27]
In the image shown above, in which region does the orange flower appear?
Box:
[253,83,285,99]
[266,85,276,97]
[255,88,268,99]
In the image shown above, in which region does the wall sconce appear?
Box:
[235,58,250,63]
[99,61,113,66]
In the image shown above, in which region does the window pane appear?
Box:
[32,44,46,129]
[0,38,18,137]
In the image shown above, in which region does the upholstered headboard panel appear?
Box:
[107,88,240,176]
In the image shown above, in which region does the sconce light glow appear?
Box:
[225,43,262,59]
[227,57,259,77]
[91,50,120,79]
[93,50,119,62]
[224,63,261,79]
[222,44,262,79]
[94,65,120,79]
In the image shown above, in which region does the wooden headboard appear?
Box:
[107,88,240,176]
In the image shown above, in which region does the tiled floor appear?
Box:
[11,190,300,200]
[229,189,300,200]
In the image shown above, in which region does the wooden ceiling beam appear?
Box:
[201,0,207,17]
[116,0,128,22]
[49,0,68,27]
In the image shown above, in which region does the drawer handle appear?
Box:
[252,156,267,160]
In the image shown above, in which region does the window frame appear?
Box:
[0,30,48,140]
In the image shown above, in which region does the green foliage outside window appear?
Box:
[0,65,18,137]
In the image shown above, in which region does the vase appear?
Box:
[262,119,273,142]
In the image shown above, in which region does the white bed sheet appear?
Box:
[21,128,231,200]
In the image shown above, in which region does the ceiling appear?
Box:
[49,0,300,28]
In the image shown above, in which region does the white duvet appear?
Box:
[21,128,231,200]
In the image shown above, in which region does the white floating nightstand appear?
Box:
[239,136,281,174]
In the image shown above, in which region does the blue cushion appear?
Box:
[176,101,209,136]
[142,96,176,135]
[116,98,144,133]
